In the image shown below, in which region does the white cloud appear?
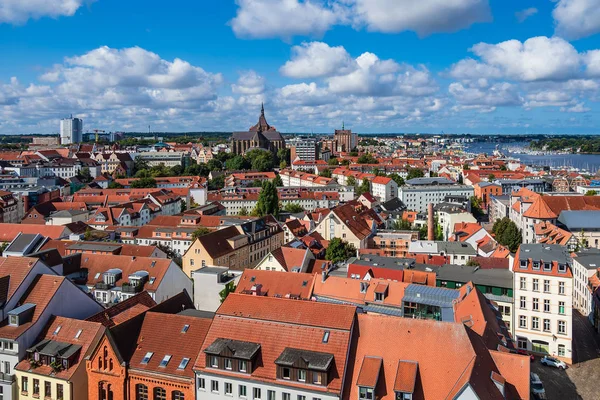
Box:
[0,0,88,24]
[230,0,338,39]
[524,90,573,107]
[553,0,600,40]
[449,81,523,107]
[231,70,266,94]
[230,0,490,39]
[561,102,590,112]
[583,50,600,76]
[280,42,355,78]
[515,7,538,23]
[450,36,582,82]
[352,0,491,37]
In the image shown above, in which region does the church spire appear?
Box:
[261,102,265,116]
[342,121,345,130]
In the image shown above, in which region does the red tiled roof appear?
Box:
[15,316,104,380]
[393,360,418,393]
[357,356,383,388]
[86,291,157,327]
[271,247,309,272]
[235,269,315,299]
[130,312,212,378]
[0,224,69,242]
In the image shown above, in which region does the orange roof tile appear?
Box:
[235,269,315,299]
[393,360,418,393]
[357,356,383,388]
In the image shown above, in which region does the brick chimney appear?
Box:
[427,203,434,241]
[23,195,30,213]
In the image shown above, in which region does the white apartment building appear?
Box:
[512,244,573,363]
[370,176,398,202]
[571,251,600,324]
[59,116,83,144]
[398,182,474,212]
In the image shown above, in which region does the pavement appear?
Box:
[531,310,600,400]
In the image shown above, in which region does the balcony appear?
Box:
[122,283,144,293]
[0,372,15,383]
[95,282,114,290]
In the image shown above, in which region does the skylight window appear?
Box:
[182,324,190,333]
[159,355,172,368]
[141,352,154,364]
[178,358,190,370]
[149,277,156,284]
[53,326,62,335]
[75,329,82,339]
[94,273,101,279]
[322,330,330,343]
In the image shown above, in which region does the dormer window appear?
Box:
[225,358,233,370]
[543,263,551,271]
[9,315,18,326]
[239,360,247,372]
[359,387,374,400]
[375,292,384,302]
[282,367,291,379]
[298,369,306,382]
[210,356,219,368]
[558,264,567,273]
[520,260,527,269]
[532,262,540,270]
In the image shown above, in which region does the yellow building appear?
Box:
[182,215,284,277]
[15,317,104,400]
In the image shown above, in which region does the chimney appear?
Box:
[321,270,327,283]
[427,203,434,241]
[23,195,30,213]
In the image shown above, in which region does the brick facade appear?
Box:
[87,336,128,400]
[128,374,194,400]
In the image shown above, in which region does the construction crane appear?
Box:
[93,129,105,143]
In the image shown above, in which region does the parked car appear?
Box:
[540,355,567,369]
[530,373,546,399]
[511,348,535,362]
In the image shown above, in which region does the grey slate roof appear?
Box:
[406,177,455,186]
[204,338,261,360]
[349,254,417,270]
[437,241,477,255]
[436,264,513,288]
[557,211,600,230]
[518,244,571,265]
[275,347,334,371]
[27,339,82,358]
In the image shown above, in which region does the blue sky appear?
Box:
[1,0,600,135]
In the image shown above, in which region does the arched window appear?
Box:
[136,384,148,400]
[172,391,185,400]
[98,382,107,400]
[109,358,114,371]
[154,387,167,400]
[98,356,103,370]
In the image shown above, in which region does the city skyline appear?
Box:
[1,0,600,135]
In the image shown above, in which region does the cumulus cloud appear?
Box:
[231,0,490,39]
[352,0,491,37]
[231,70,266,95]
[280,42,355,78]
[561,102,590,113]
[230,0,338,40]
[515,7,538,23]
[0,0,89,24]
[450,36,583,82]
[553,0,600,40]
[449,81,523,108]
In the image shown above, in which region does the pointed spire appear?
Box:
[261,102,265,116]
[342,121,345,130]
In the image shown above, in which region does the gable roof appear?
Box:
[86,291,157,327]
[130,312,212,378]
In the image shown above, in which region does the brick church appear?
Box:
[231,104,285,155]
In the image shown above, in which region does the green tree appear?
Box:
[493,217,521,252]
[79,167,92,182]
[283,203,304,213]
[280,160,288,170]
[357,153,378,164]
[488,174,496,182]
[470,196,484,218]
[108,181,124,189]
[319,169,332,178]
[130,177,157,188]
[185,163,209,177]
[273,174,283,187]
[340,159,350,166]
[133,157,149,175]
[500,164,507,171]
[585,190,597,196]
[328,158,339,166]
[463,164,470,170]
[169,164,183,176]
[391,219,412,230]
[219,281,236,303]
[249,179,264,187]
[225,155,248,171]
[388,173,405,187]
[239,207,248,216]
[277,148,290,165]
[180,199,187,213]
[192,227,211,240]
[208,174,225,190]
[349,151,359,157]
[356,178,371,196]
[347,176,356,187]
[207,159,223,171]
[407,168,425,180]
[254,180,279,216]
[246,150,275,172]
[325,238,356,263]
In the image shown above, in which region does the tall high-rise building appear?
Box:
[60,116,83,144]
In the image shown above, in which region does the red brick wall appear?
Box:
[128,373,194,400]
[87,336,128,400]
